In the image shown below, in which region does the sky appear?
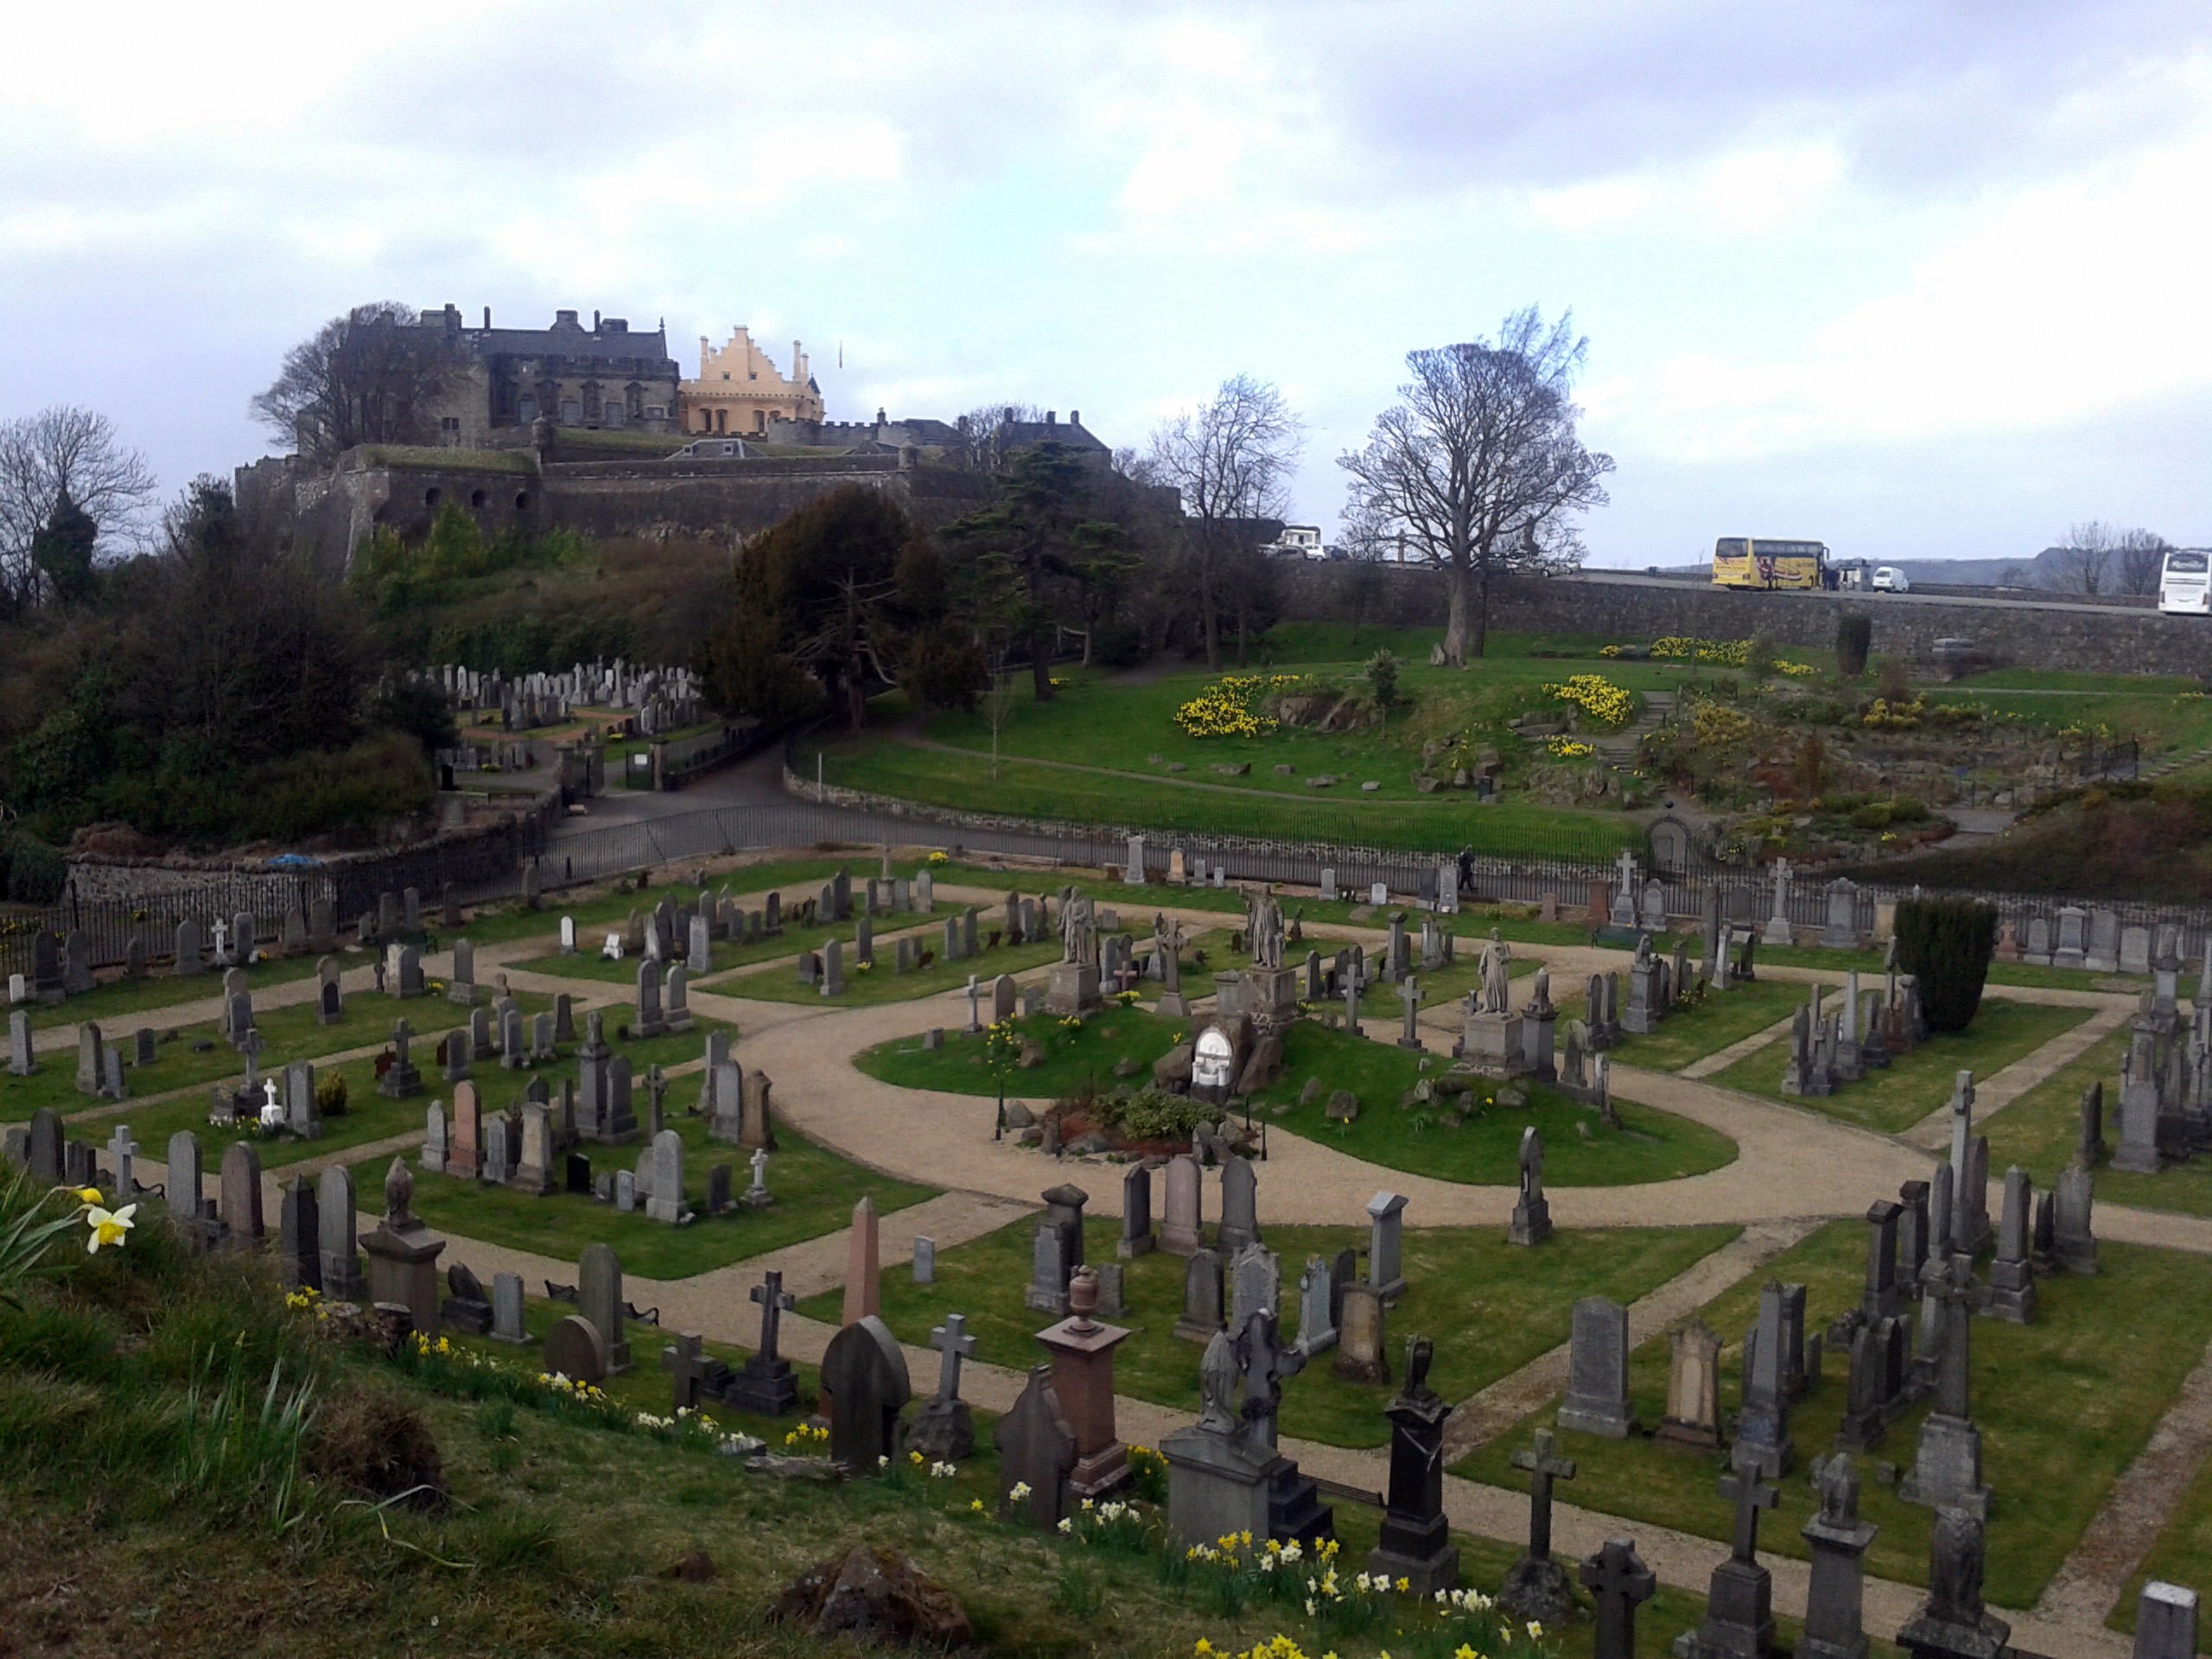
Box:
[2,1,2207,566]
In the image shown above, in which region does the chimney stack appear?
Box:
[483,306,491,329]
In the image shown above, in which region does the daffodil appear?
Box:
[84,1203,136,1253]
[73,1186,102,1205]
[969,1498,984,1512]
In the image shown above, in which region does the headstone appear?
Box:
[1798,1453,1878,1659]
[842,1196,880,1325]
[1366,1336,1459,1596]
[1558,1297,1635,1438]
[644,1129,685,1224]
[720,1272,800,1414]
[1174,1248,1225,1343]
[1895,1509,2011,1659]
[1509,1126,1553,1246]
[1656,1320,1724,1448]
[1986,1166,2037,1323]
[1118,1161,1155,1256]
[1217,1157,1259,1253]
[543,1315,610,1385]
[1675,1462,1781,1659]
[578,1243,632,1373]
[2135,1584,2199,1659]
[1366,1189,1408,1299]
[317,1166,364,1300]
[219,1141,264,1249]
[994,1363,1077,1527]
[1736,1280,1799,1480]
[820,1313,911,1473]
[6,1009,33,1077]
[489,1272,527,1344]
[1899,1255,1991,1516]
[907,1312,976,1463]
[1580,1538,1658,1659]
[2054,1164,2099,1274]
[1160,1154,1203,1255]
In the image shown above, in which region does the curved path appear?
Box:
[37,868,2212,1658]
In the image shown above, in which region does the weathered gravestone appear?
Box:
[820,1313,912,1474]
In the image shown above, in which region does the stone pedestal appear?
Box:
[360,1216,445,1338]
[1241,964,1302,1030]
[1046,962,1102,1017]
[1459,1009,1529,1077]
[1162,1426,1274,1547]
[1898,1414,1991,1518]
[1508,1190,1553,1247]
[1522,1007,1557,1082]
[1036,1295,1134,1500]
[1674,1559,1776,1659]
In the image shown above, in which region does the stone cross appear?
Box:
[1511,1427,1577,1561]
[1398,976,1421,1047]
[661,1332,716,1412]
[1580,1537,1658,1659]
[930,1313,976,1402]
[1720,1464,1779,1563]
[747,1147,771,1202]
[106,1124,137,1203]
[749,1270,795,1363]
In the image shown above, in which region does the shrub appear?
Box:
[0,833,66,905]
[1092,619,1148,669]
[1363,649,1402,712]
[1745,632,1777,681]
[1836,613,1872,678]
[315,1072,350,1117]
[1896,897,1997,1033]
[1878,658,1914,705]
[1116,1085,1212,1141]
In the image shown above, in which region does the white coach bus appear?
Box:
[2159,548,2211,615]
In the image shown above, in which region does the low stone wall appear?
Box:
[1271,563,2212,677]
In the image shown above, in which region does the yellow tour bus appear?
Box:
[1711,537,1833,590]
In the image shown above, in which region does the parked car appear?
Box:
[1871,566,1911,593]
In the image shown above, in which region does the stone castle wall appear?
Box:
[1268,562,2212,678]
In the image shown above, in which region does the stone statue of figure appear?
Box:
[1815,1452,1859,1525]
[1928,1507,1986,1621]
[384,1155,415,1224]
[1481,934,1514,1014]
[1197,1326,1240,1433]
[1060,892,1096,967]
[1518,1125,1544,1198]
[1529,967,1552,1015]
[1402,1335,1439,1406]
[1248,890,1284,970]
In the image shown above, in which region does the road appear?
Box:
[1560,567,2176,620]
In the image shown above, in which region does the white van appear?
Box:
[1870,566,1911,593]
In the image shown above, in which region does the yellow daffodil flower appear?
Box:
[73,1186,103,1205]
[84,1203,136,1253]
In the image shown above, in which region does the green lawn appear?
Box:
[858,1007,1185,1103]
[385,1113,938,1281]
[2121,1433,2212,1647]
[5,987,562,1126]
[1608,978,1807,1073]
[1357,948,1539,1018]
[1250,1022,1738,1187]
[728,937,1065,1008]
[798,1212,1738,1449]
[1455,1222,2212,1610]
[510,902,929,989]
[1980,1027,2212,1221]
[1711,997,2094,1135]
[816,736,1639,858]
[22,950,331,1032]
[454,855,884,949]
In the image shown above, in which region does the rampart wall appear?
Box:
[1269,563,2212,678]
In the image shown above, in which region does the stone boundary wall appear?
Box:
[1270,563,2212,677]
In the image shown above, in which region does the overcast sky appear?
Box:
[3,2,2206,565]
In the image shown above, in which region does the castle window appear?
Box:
[424,487,442,507]
[753,410,766,433]
[517,395,537,423]
[644,405,664,420]
[604,403,625,427]
[514,491,531,511]
[439,416,461,448]
[561,398,581,424]
[470,488,487,509]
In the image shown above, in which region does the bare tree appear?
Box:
[1145,375,1304,670]
[1339,308,1611,665]
[953,401,1047,471]
[2118,527,2173,597]
[0,405,158,614]
[251,302,467,463]
[2051,520,2118,597]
